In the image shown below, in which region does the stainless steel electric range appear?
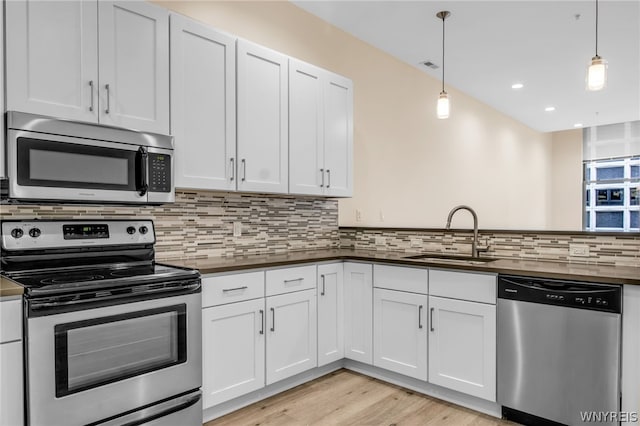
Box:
[1,219,202,426]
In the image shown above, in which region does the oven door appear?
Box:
[26,291,202,426]
[7,129,149,203]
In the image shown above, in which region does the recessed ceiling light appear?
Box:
[574,123,583,128]
[511,83,524,89]
[545,106,556,112]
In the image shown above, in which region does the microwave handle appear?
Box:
[136,147,149,196]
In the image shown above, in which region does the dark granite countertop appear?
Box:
[0,276,23,298]
[165,249,640,286]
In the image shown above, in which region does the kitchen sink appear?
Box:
[403,253,497,265]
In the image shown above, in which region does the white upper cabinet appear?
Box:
[236,40,289,194]
[170,14,236,191]
[98,1,169,133]
[289,59,353,197]
[5,0,169,134]
[323,73,353,197]
[6,0,99,122]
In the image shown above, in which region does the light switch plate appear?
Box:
[233,221,242,237]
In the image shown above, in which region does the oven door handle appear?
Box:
[87,390,201,426]
[136,146,149,197]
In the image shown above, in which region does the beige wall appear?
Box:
[549,129,584,230]
[158,0,561,230]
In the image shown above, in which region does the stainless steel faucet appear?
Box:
[445,205,482,258]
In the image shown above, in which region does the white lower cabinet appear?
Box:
[0,299,23,426]
[343,262,373,364]
[428,270,497,402]
[373,288,428,380]
[317,263,344,366]
[266,289,317,385]
[202,298,265,408]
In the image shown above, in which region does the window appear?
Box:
[583,121,640,231]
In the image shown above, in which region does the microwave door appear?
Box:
[7,130,148,203]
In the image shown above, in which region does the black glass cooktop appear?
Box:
[5,263,198,295]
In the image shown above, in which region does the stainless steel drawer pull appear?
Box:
[284,278,304,284]
[418,305,423,329]
[430,307,435,332]
[105,83,111,114]
[270,307,275,332]
[230,158,235,181]
[321,275,326,296]
[222,286,248,293]
[320,168,325,187]
[259,309,264,335]
[89,80,95,112]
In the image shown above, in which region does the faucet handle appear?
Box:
[476,245,490,256]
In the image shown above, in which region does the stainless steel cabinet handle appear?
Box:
[320,275,326,296]
[241,159,246,181]
[270,307,275,332]
[320,168,325,187]
[230,158,235,181]
[418,305,423,329]
[105,84,111,114]
[259,309,264,335]
[222,286,247,293]
[284,278,304,284]
[326,169,331,188]
[430,307,435,332]
[89,80,95,112]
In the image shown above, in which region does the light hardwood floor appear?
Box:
[204,369,516,426]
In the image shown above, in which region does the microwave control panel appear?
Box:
[148,153,171,193]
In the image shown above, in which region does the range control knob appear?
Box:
[138,226,148,235]
[126,226,136,235]
[29,228,41,238]
[10,228,24,239]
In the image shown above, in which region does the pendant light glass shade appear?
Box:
[437,91,450,119]
[587,55,607,91]
[586,0,607,91]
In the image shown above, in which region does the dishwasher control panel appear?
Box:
[498,275,622,313]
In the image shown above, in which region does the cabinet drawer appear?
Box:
[373,264,428,295]
[429,269,496,304]
[202,272,265,308]
[0,299,22,343]
[266,265,316,296]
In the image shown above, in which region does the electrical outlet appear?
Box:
[410,238,422,248]
[375,236,386,246]
[355,209,362,222]
[569,244,590,257]
[233,221,242,237]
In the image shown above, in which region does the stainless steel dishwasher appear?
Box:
[497,275,622,426]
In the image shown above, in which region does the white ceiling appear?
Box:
[292,0,640,133]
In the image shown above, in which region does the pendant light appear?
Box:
[436,11,451,119]
[586,0,607,91]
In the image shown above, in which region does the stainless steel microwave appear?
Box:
[4,111,174,204]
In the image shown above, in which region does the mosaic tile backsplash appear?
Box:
[340,227,640,267]
[0,190,340,261]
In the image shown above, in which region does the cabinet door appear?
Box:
[266,289,317,385]
[343,262,373,364]
[0,342,23,426]
[98,1,169,134]
[237,40,288,194]
[323,73,353,197]
[202,298,265,408]
[170,14,236,191]
[5,0,99,123]
[428,296,496,401]
[289,59,324,196]
[373,288,428,380]
[317,263,344,366]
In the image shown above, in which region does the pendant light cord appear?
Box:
[595,0,599,56]
[441,14,446,92]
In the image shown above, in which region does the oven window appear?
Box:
[17,137,137,190]
[54,305,187,397]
